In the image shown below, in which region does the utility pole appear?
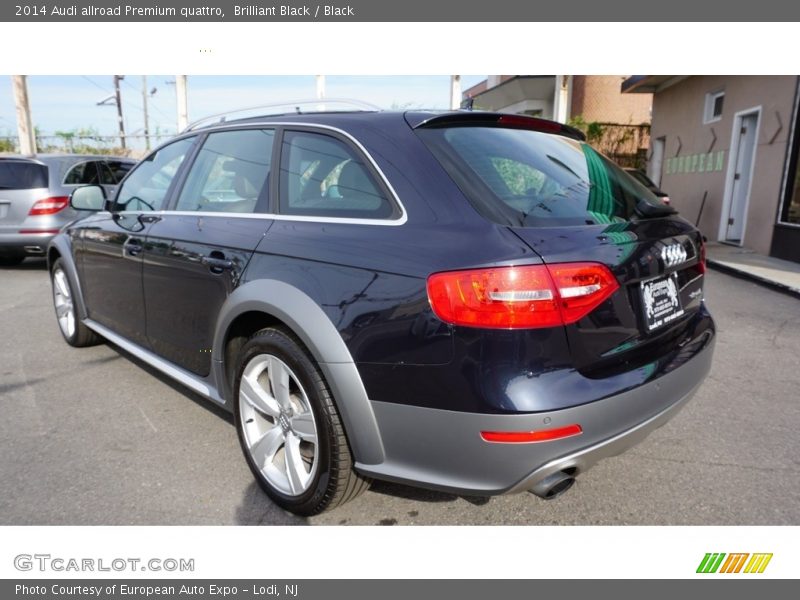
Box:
[11,75,36,155]
[141,75,150,150]
[113,75,126,150]
[450,75,462,110]
[553,75,571,124]
[175,75,188,131]
[315,75,326,99]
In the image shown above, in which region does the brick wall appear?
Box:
[572,76,652,124]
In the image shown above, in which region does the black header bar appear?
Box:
[2,579,796,600]
[4,0,800,22]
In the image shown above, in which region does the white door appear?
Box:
[725,113,759,243]
[649,137,665,187]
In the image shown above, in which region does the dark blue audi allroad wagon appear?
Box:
[48,106,715,515]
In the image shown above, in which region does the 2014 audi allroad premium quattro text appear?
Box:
[48,105,715,515]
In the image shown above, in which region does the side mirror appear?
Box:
[70,185,106,211]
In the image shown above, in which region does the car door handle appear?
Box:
[123,238,143,257]
[201,255,234,273]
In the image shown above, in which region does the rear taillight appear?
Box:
[426,262,619,329]
[28,196,69,216]
[547,262,620,325]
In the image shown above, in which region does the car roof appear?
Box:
[193,109,585,141]
[195,109,410,131]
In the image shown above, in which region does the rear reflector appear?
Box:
[481,424,583,444]
[427,262,618,329]
[19,229,60,234]
[28,196,69,216]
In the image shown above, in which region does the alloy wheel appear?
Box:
[238,354,319,496]
[52,268,76,339]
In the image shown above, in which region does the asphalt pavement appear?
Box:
[1,258,798,525]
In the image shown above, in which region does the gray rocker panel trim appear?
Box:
[358,334,714,495]
[84,319,225,405]
[212,278,386,465]
[47,234,88,321]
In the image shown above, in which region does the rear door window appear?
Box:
[99,160,135,184]
[63,161,101,185]
[0,161,48,190]
[175,128,274,213]
[278,130,395,219]
[417,126,663,226]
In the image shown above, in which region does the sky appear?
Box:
[0,75,485,150]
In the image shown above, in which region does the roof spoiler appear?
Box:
[412,112,586,141]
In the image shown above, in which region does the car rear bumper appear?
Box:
[357,328,714,495]
[0,231,57,255]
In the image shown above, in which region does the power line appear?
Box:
[82,75,171,135]
[80,75,111,94]
[120,76,174,124]
[82,75,153,119]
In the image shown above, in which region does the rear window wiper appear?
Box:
[634,197,677,219]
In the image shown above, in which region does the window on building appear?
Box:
[704,90,725,124]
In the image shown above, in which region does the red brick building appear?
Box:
[463,75,652,125]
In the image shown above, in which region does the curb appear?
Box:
[707,259,800,300]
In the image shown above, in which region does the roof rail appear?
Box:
[183,98,382,132]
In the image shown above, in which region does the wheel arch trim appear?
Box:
[213,279,386,465]
[47,234,89,321]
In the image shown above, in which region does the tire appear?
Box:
[233,327,370,515]
[0,254,25,266]
[50,258,101,347]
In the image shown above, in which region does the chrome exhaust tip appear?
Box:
[529,470,576,500]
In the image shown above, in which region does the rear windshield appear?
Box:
[626,169,657,189]
[0,161,48,190]
[417,126,663,227]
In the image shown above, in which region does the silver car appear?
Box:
[0,154,136,265]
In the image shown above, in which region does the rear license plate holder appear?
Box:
[640,272,684,331]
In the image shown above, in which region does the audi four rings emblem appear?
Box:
[660,242,688,267]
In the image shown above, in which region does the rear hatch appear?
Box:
[0,159,49,229]
[509,220,705,375]
[414,115,706,375]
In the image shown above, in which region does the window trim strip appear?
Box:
[182,121,408,225]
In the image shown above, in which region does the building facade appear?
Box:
[463,75,652,125]
[571,76,652,124]
[624,75,800,262]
